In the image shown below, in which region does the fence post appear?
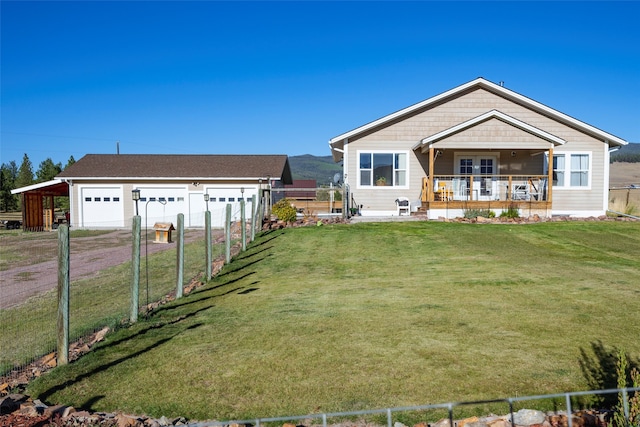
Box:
[57,224,70,366]
[176,213,184,298]
[131,215,141,323]
[225,203,232,264]
[241,199,246,251]
[251,195,257,242]
[205,210,212,280]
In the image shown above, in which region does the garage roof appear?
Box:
[57,154,293,183]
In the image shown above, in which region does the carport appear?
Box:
[11,179,70,231]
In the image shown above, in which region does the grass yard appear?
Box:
[0,232,219,373]
[26,221,640,423]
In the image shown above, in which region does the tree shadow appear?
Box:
[578,340,640,408]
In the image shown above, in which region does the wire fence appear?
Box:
[0,198,262,385]
[184,387,640,427]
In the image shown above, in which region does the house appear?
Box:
[329,78,628,219]
[13,154,292,230]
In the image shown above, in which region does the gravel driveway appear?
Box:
[0,228,212,309]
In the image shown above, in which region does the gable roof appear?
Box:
[56,154,293,184]
[329,77,627,159]
[415,109,567,149]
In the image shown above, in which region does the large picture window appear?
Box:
[359,152,407,187]
[552,153,590,188]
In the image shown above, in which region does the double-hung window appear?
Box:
[551,152,591,188]
[359,151,408,187]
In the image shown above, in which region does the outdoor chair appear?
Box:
[395,197,410,216]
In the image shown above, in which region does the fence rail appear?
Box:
[185,387,640,427]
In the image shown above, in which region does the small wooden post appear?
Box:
[131,215,141,323]
[205,210,212,280]
[225,204,232,264]
[57,225,70,366]
[176,213,184,298]
[241,199,246,252]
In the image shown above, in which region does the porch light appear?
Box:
[132,189,141,216]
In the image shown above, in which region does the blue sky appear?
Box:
[1,1,639,170]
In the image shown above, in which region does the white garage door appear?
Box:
[201,186,257,228]
[136,187,187,229]
[80,187,124,228]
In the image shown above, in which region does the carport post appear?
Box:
[176,213,184,298]
[225,204,232,264]
[131,215,141,323]
[205,210,212,280]
[241,199,246,251]
[57,225,70,366]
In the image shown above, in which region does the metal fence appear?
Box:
[0,196,262,383]
[185,387,640,427]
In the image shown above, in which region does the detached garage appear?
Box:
[54,154,292,229]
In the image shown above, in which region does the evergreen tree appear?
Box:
[15,153,34,188]
[64,155,76,170]
[36,157,62,183]
[0,161,19,211]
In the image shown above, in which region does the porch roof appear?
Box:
[413,110,566,152]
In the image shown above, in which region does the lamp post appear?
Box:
[132,189,140,216]
[204,193,210,211]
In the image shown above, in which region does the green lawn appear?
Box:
[26,221,640,422]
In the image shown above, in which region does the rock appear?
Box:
[0,394,26,414]
[487,419,511,427]
[458,416,480,427]
[394,422,408,427]
[116,412,142,427]
[432,418,452,427]
[510,409,546,426]
[42,404,68,418]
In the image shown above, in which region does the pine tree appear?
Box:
[15,153,34,188]
[36,158,62,183]
[64,155,76,169]
[0,161,19,211]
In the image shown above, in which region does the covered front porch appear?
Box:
[420,174,552,216]
[412,110,561,218]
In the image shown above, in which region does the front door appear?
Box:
[455,154,498,201]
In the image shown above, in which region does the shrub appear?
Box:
[499,204,520,219]
[615,350,640,427]
[463,208,493,219]
[272,198,297,223]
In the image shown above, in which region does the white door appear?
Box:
[456,155,498,201]
[80,186,124,228]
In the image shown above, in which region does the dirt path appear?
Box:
[0,229,216,309]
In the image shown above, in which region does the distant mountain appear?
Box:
[611,142,640,162]
[288,154,342,185]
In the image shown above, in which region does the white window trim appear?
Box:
[357,150,410,189]
[547,151,592,190]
